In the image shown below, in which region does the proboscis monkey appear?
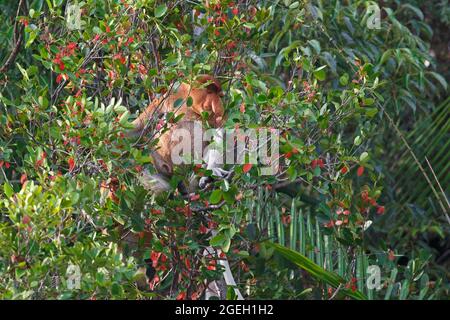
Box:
[129,74,228,193]
[127,75,243,299]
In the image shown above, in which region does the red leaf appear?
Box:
[377,206,385,215]
[68,157,75,171]
[176,291,186,300]
[151,251,161,267]
[22,215,31,224]
[324,220,335,228]
[207,260,216,271]
[56,74,64,84]
[318,159,325,168]
[67,42,77,51]
[388,250,395,261]
[184,257,191,270]
[361,190,369,201]
[199,223,208,234]
[151,208,162,215]
[191,292,199,300]
[282,215,291,225]
[149,274,159,290]
[242,163,252,173]
[20,173,27,185]
[357,166,364,177]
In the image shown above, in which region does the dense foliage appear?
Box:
[0,0,448,299]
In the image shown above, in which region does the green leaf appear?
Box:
[222,237,231,253]
[256,94,267,104]
[209,189,222,204]
[289,2,300,9]
[155,4,167,18]
[401,4,424,20]
[243,22,255,29]
[379,49,392,65]
[113,105,127,114]
[314,66,326,81]
[359,152,369,162]
[266,242,367,300]
[173,98,184,109]
[339,73,349,86]
[308,39,321,54]
[31,0,44,12]
[119,110,130,125]
[363,98,375,106]
[210,232,226,247]
[16,63,29,81]
[111,282,123,296]
[53,0,63,7]
[4,182,14,198]
[365,108,378,118]
[428,72,447,91]
[354,136,362,146]
[186,96,193,107]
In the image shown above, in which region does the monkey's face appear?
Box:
[189,87,224,127]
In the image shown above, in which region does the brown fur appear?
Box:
[120,75,226,290]
[130,75,225,179]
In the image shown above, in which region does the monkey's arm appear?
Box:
[130,96,165,135]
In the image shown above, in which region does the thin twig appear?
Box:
[0,0,25,74]
[378,102,450,225]
[425,157,450,223]
[191,200,226,213]
[328,283,343,300]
